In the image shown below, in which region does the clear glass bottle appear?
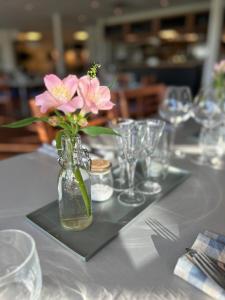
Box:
[91,159,114,202]
[58,135,92,231]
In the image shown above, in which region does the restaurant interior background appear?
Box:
[0,0,223,159]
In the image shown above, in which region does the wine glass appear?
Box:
[0,229,42,300]
[110,118,135,191]
[117,121,147,207]
[138,119,165,195]
[159,86,192,157]
[192,88,223,165]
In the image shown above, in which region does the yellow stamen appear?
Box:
[51,85,71,102]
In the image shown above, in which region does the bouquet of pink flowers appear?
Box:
[3,64,117,220]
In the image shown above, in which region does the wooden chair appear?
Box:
[0,82,14,117]
[118,85,166,119]
[29,99,56,144]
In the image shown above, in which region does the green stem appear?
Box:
[68,135,91,217]
[73,167,91,216]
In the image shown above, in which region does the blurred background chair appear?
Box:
[118,85,166,119]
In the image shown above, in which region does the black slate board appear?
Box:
[27,166,190,261]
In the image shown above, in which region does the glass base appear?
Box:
[113,178,129,192]
[138,180,162,195]
[118,191,145,207]
[174,149,186,159]
[190,155,209,166]
[60,214,93,231]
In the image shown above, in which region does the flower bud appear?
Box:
[48,116,59,127]
[78,118,88,127]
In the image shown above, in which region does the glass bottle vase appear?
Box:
[57,135,93,231]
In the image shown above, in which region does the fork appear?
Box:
[186,248,225,289]
[145,217,177,241]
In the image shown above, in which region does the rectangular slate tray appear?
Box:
[26,166,190,261]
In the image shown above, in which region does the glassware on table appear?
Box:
[192,88,223,165]
[117,121,147,206]
[91,159,114,202]
[110,118,135,191]
[159,86,192,157]
[58,135,92,231]
[138,119,165,195]
[147,130,170,181]
[0,229,42,300]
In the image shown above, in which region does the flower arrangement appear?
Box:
[213,59,225,102]
[3,64,117,223]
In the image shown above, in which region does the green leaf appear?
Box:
[1,117,49,128]
[55,130,64,153]
[80,126,119,137]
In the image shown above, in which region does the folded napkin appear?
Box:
[174,231,225,300]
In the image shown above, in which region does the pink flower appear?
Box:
[35,74,83,114]
[214,60,225,73]
[78,75,114,114]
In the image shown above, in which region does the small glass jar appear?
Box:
[91,159,114,202]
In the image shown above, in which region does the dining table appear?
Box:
[0,120,224,300]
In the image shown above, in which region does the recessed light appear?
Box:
[91,0,99,9]
[184,33,199,42]
[24,3,33,11]
[73,31,89,41]
[113,6,123,16]
[17,32,42,42]
[159,29,179,40]
[160,0,169,8]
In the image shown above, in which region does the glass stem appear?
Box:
[118,156,125,180]
[169,125,177,152]
[145,156,152,178]
[126,160,137,196]
[199,126,210,163]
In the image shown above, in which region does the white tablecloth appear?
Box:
[0,151,224,299]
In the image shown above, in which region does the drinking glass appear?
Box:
[0,229,42,300]
[110,118,135,191]
[118,121,146,206]
[192,88,223,165]
[147,130,170,181]
[159,86,192,156]
[138,119,165,195]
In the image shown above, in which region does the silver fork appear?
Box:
[186,248,225,289]
[145,217,177,241]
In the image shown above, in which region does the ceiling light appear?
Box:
[159,29,179,40]
[24,3,33,11]
[113,6,123,16]
[160,0,169,8]
[184,33,199,42]
[73,31,89,41]
[90,0,99,9]
[17,31,42,42]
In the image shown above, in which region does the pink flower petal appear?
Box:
[57,96,83,114]
[99,101,115,110]
[98,86,111,102]
[70,96,84,109]
[78,75,91,99]
[90,77,100,89]
[44,74,62,94]
[35,91,59,113]
[63,75,78,98]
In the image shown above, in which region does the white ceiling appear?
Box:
[0,0,209,31]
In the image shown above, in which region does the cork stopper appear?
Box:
[91,159,111,173]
